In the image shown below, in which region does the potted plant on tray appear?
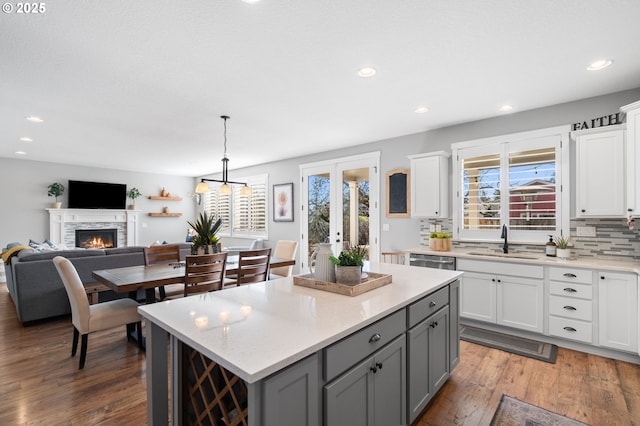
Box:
[554,235,571,259]
[330,244,367,285]
[187,211,223,255]
[127,187,141,210]
[47,182,64,208]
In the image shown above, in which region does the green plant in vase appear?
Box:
[554,235,571,258]
[47,182,64,208]
[330,244,367,285]
[187,211,223,255]
[127,187,141,210]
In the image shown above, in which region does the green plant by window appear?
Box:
[187,211,223,254]
[554,235,570,249]
[127,187,142,200]
[47,182,64,201]
[329,244,368,267]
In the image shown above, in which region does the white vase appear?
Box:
[556,248,571,259]
[310,243,336,283]
[52,201,62,209]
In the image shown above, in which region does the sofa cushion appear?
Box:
[105,246,146,255]
[18,249,105,262]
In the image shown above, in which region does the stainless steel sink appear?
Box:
[467,251,538,260]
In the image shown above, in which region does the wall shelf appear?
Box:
[148,212,183,217]
[148,196,183,201]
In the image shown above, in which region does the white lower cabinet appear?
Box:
[458,259,543,333]
[548,266,594,344]
[598,271,638,352]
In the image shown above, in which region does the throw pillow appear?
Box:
[29,239,53,252]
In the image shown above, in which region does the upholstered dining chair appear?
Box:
[53,256,142,369]
[143,245,183,300]
[234,248,272,285]
[269,240,298,279]
[183,253,228,296]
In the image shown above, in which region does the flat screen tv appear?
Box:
[68,180,127,209]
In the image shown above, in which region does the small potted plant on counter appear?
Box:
[330,244,367,285]
[47,182,64,208]
[127,187,141,210]
[554,235,571,259]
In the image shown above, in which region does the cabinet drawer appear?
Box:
[549,281,593,300]
[548,267,592,284]
[457,259,543,279]
[549,316,593,343]
[324,309,405,382]
[407,286,449,328]
[549,295,593,321]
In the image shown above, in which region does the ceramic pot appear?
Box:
[556,248,571,259]
[52,201,62,209]
[310,243,336,283]
[335,265,362,285]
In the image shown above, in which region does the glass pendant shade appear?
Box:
[195,181,210,193]
[240,185,251,196]
[219,183,232,195]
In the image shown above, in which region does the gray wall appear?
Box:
[3,88,639,272]
[0,158,197,246]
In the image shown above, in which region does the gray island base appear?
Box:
[139,262,462,425]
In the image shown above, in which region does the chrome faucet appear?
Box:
[500,224,508,253]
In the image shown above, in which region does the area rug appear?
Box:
[460,325,558,363]
[490,395,590,425]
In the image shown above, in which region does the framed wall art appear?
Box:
[273,183,294,222]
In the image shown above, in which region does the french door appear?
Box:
[299,152,380,273]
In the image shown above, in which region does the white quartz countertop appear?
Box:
[138,262,462,383]
[405,247,640,274]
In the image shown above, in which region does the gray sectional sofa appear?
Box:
[4,243,191,324]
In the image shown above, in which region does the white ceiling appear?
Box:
[2,0,639,177]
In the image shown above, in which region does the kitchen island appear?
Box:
[139,261,462,425]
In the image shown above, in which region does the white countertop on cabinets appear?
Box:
[138,262,462,383]
[405,247,640,274]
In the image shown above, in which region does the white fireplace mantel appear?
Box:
[47,208,139,247]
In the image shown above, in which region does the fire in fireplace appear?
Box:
[75,229,117,249]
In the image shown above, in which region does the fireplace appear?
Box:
[75,229,117,249]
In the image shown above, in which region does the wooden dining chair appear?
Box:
[269,240,298,279]
[53,256,143,369]
[381,251,407,265]
[183,253,227,296]
[143,245,183,300]
[235,248,272,285]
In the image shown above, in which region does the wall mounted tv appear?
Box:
[68,180,127,209]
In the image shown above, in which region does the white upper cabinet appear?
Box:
[574,126,626,217]
[621,100,640,215]
[408,151,450,218]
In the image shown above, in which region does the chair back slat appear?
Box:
[237,248,271,285]
[184,253,227,296]
[144,245,181,266]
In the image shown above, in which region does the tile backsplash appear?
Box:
[419,218,640,260]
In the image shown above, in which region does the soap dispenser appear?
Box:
[546,235,556,257]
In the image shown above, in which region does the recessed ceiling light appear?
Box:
[20,137,33,142]
[357,67,376,78]
[15,151,27,155]
[414,106,430,114]
[25,115,43,123]
[499,104,514,113]
[587,59,613,71]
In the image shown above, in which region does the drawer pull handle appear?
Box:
[370,362,383,374]
[376,362,383,370]
[563,287,577,293]
[429,301,437,307]
[563,305,577,311]
[369,333,382,343]
[563,273,577,278]
[563,326,577,332]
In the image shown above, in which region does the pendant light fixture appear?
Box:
[195,115,251,195]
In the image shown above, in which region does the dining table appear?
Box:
[91,255,296,304]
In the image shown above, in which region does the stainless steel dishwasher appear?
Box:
[409,253,456,270]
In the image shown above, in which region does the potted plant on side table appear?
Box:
[187,211,223,255]
[127,187,141,210]
[47,182,64,208]
[330,244,367,285]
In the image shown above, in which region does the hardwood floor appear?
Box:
[0,282,638,425]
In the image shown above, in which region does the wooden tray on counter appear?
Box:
[293,272,392,297]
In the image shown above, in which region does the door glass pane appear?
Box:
[462,154,501,230]
[508,147,556,231]
[342,167,370,259]
[307,172,330,264]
